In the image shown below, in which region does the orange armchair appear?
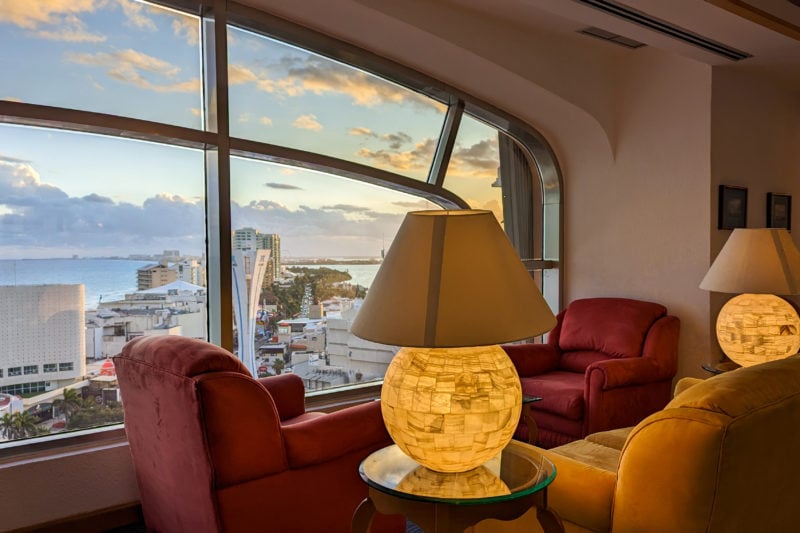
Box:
[503,297,680,448]
[114,335,403,533]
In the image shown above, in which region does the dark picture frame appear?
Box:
[718,185,748,230]
[767,193,792,231]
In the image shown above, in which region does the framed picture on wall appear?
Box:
[767,193,791,231]
[718,185,748,230]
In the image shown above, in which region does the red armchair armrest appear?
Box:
[258,373,306,421]
[587,356,668,389]
[502,343,560,377]
[282,400,391,468]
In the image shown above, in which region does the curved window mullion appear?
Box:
[429,99,465,187]
[229,137,468,210]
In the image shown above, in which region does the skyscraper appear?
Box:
[231,249,271,376]
[233,228,281,283]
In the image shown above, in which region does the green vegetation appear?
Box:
[67,402,125,430]
[269,267,365,318]
[0,411,49,440]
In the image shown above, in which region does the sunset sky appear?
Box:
[0,0,501,259]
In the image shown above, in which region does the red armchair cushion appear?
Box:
[559,298,667,359]
[520,371,584,420]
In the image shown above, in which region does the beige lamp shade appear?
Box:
[700,228,800,295]
[351,210,557,347]
[700,228,800,367]
[351,210,556,473]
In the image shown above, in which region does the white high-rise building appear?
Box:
[0,285,85,395]
[231,249,271,375]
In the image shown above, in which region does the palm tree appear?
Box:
[55,388,83,425]
[0,413,14,440]
[11,411,41,439]
[272,358,285,375]
[0,411,42,440]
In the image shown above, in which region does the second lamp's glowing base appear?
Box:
[716,293,800,367]
[380,345,522,473]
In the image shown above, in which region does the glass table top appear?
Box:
[359,441,556,505]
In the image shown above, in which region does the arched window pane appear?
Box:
[442,114,503,224]
[228,26,447,181]
[229,156,440,389]
[0,2,202,128]
[0,123,206,442]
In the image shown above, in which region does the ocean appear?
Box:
[0,259,381,310]
[0,258,151,310]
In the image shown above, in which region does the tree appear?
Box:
[272,358,285,375]
[55,388,84,426]
[0,411,44,440]
[0,413,14,440]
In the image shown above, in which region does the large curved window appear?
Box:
[0,0,560,446]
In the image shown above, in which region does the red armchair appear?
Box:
[114,335,403,533]
[503,297,680,448]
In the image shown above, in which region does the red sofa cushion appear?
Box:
[520,371,584,420]
[559,298,666,358]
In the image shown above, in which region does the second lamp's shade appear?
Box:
[351,210,556,347]
[700,228,800,294]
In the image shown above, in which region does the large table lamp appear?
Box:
[351,210,556,473]
[700,228,800,367]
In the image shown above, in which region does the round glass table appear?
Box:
[352,440,563,532]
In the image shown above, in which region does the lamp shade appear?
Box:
[700,228,800,295]
[351,210,557,347]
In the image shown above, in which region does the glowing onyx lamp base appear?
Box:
[380,345,522,473]
[716,293,800,367]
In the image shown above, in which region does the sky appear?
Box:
[0,0,502,259]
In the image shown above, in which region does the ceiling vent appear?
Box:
[579,26,645,48]
[574,0,752,61]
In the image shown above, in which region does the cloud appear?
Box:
[171,16,199,46]
[448,138,499,178]
[0,0,101,30]
[33,16,106,43]
[119,0,156,31]
[229,64,258,85]
[392,200,439,209]
[265,182,302,190]
[349,128,411,150]
[65,49,200,93]
[231,199,407,257]
[321,204,371,212]
[1,97,24,103]
[348,127,375,137]
[231,55,443,111]
[259,116,273,126]
[190,108,201,116]
[237,113,251,123]
[0,158,417,258]
[292,114,323,132]
[82,193,114,203]
[0,159,206,255]
[357,138,436,173]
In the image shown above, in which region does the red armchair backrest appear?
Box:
[554,298,668,372]
[115,335,286,533]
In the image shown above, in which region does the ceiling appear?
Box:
[246,0,800,86]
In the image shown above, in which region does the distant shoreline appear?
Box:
[283,258,382,265]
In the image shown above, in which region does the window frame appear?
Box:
[0,0,562,456]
